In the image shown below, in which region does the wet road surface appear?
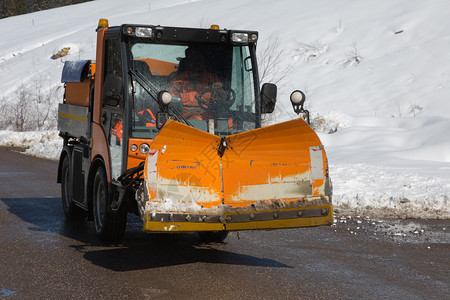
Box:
[0,149,449,299]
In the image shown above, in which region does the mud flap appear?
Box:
[141,119,332,232]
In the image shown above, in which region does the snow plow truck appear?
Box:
[57,19,333,242]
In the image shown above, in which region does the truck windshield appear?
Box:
[129,42,257,138]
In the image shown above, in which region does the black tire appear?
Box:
[198,231,229,243]
[92,166,127,243]
[61,155,86,220]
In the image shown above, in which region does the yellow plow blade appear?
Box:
[140,119,332,233]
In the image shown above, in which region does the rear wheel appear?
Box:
[198,231,229,243]
[61,155,86,220]
[92,165,127,243]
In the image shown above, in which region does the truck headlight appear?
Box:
[231,32,248,43]
[139,143,150,154]
[135,27,152,37]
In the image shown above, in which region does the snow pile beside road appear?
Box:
[331,164,450,219]
[0,131,59,152]
[24,138,62,160]
[0,131,61,160]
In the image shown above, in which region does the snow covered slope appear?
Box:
[0,0,449,218]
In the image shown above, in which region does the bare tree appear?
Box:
[33,81,58,130]
[258,35,294,86]
[13,84,32,131]
[0,81,60,132]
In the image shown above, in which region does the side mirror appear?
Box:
[290,90,310,124]
[260,83,277,113]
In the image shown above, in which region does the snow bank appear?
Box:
[331,163,450,219]
[0,131,61,160]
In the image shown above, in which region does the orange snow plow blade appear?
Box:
[139,119,333,232]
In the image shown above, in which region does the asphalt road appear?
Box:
[0,149,449,299]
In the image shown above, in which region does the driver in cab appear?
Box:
[168,47,226,120]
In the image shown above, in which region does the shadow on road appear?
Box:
[2,197,292,271]
[79,233,292,271]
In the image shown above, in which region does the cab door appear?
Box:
[101,34,125,180]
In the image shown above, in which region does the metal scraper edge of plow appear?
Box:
[148,207,330,223]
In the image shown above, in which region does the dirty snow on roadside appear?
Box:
[1,0,449,219]
[0,131,61,160]
[331,163,450,219]
[331,215,449,246]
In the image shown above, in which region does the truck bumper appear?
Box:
[143,204,333,233]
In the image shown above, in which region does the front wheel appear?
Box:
[92,166,127,243]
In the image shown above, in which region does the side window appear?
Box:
[231,46,255,113]
[102,37,124,180]
[103,37,123,107]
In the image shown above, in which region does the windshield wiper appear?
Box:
[129,69,192,127]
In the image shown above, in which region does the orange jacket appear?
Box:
[138,109,157,127]
[112,121,123,143]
